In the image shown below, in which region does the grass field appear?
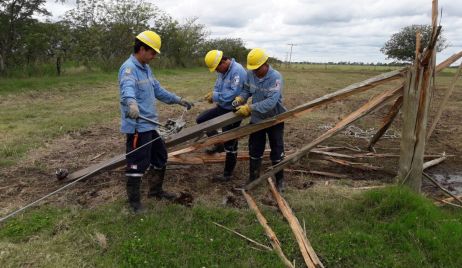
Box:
[1,186,462,267]
[1,64,462,267]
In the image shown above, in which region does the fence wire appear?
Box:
[318,124,401,140]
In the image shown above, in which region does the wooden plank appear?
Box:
[437,194,462,205]
[344,153,450,159]
[368,95,403,151]
[246,85,403,191]
[167,150,279,165]
[169,53,461,158]
[422,155,446,170]
[241,190,295,268]
[66,52,460,181]
[285,169,348,179]
[435,50,462,73]
[164,112,241,148]
[67,155,125,180]
[173,70,406,155]
[427,62,462,140]
[267,177,323,268]
[282,69,405,120]
[323,157,386,172]
[66,112,242,180]
[168,149,348,165]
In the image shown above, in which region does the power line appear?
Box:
[0,135,162,223]
[287,43,298,67]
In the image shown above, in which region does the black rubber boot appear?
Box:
[147,167,177,200]
[206,143,225,154]
[272,161,285,192]
[213,152,237,182]
[126,177,144,213]
[248,158,262,183]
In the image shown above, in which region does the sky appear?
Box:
[43,0,462,64]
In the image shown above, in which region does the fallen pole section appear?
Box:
[245,85,403,191]
[66,112,242,180]
[268,178,324,268]
[241,190,294,268]
[65,51,462,182]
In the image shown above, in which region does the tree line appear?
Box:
[0,0,449,77]
[0,0,250,77]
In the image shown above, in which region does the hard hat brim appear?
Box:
[247,63,262,70]
[136,36,161,54]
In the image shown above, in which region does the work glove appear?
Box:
[179,98,194,110]
[127,100,140,119]
[232,96,244,107]
[204,91,213,103]
[234,104,251,117]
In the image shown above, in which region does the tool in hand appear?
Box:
[136,114,166,127]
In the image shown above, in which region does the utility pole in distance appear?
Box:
[287,43,297,68]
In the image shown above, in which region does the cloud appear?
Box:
[44,0,461,64]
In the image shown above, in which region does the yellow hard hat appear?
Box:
[204,50,223,72]
[136,30,161,54]
[247,48,269,70]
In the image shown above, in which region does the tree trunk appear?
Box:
[56,56,61,76]
[0,53,5,73]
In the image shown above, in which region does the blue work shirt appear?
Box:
[212,59,247,110]
[118,55,181,134]
[240,66,287,123]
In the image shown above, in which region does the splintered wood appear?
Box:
[241,190,295,268]
[397,0,440,191]
[267,178,324,268]
[65,48,461,183]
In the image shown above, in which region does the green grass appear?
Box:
[0,201,292,267]
[1,186,462,267]
[0,67,211,168]
[1,64,462,266]
[0,64,459,168]
[0,207,65,242]
[0,71,116,95]
[289,186,462,267]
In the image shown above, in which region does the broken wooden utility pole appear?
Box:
[367,52,462,150]
[170,50,460,160]
[396,0,440,192]
[66,47,461,183]
[246,84,403,191]
[65,68,405,182]
[173,69,406,156]
[65,112,242,180]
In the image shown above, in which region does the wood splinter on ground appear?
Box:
[423,172,462,206]
[212,221,272,252]
[241,190,294,268]
[422,154,447,170]
[267,177,324,268]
